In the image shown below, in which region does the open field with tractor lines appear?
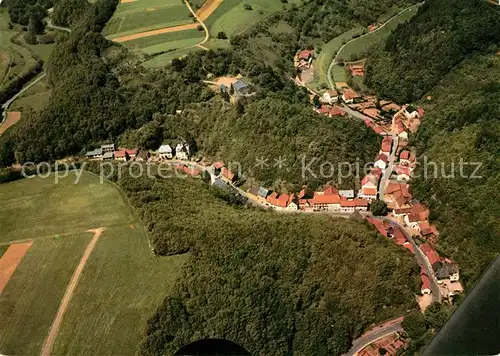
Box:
[0,173,187,355]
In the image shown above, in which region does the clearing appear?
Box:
[0,173,187,355]
[8,75,52,114]
[206,0,302,38]
[0,112,21,135]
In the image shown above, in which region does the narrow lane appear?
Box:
[344,322,403,356]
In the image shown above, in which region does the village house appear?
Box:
[317,105,345,117]
[175,143,190,160]
[399,150,411,165]
[339,189,355,199]
[396,165,411,181]
[380,136,393,155]
[302,186,342,211]
[382,102,401,112]
[340,198,369,212]
[420,268,432,295]
[358,174,378,200]
[321,90,338,104]
[347,63,364,76]
[176,165,200,177]
[85,143,115,160]
[374,154,388,170]
[342,88,360,104]
[385,182,412,208]
[404,203,430,230]
[220,167,236,183]
[421,242,440,266]
[295,49,314,69]
[433,259,460,283]
[158,144,173,160]
[266,192,298,211]
[247,186,269,204]
[114,148,137,162]
[232,80,252,96]
[419,221,439,243]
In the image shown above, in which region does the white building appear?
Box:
[175,143,190,160]
[374,154,388,170]
[158,144,173,160]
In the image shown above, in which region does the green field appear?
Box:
[142,46,202,68]
[125,28,204,54]
[0,173,187,355]
[310,27,363,90]
[336,5,419,62]
[104,0,192,38]
[9,76,53,113]
[0,172,134,243]
[0,233,92,355]
[330,63,348,83]
[52,225,187,355]
[206,0,301,38]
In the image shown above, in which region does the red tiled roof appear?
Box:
[366,218,388,237]
[213,161,225,169]
[371,168,383,178]
[330,105,345,116]
[393,227,406,245]
[183,166,200,176]
[373,125,386,135]
[361,174,377,187]
[322,185,339,195]
[417,107,425,117]
[395,195,407,208]
[396,166,411,177]
[386,182,401,194]
[413,203,430,220]
[298,49,312,60]
[222,167,235,181]
[341,198,369,207]
[298,188,307,199]
[420,269,432,291]
[421,224,439,236]
[381,136,393,152]
[308,193,341,205]
[400,151,410,160]
[362,187,377,196]
[376,154,388,163]
[343,89,359,100]
[403,242,415,253]
[421,243,440,265]
[115,148,137,158]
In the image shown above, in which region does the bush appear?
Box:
[243,3,252,10]
[37,32,56,44]
[217,31,227,39]
[23,31,38,45]
[196,24,203,31]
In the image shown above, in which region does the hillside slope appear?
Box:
[365,0,500,103]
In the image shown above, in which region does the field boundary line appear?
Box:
[40,227,104,356]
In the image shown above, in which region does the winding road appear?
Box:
[1,72,46,123]
[344,320,403,356]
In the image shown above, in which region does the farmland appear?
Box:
[124,28,204,54]
[0,172,187,355]
[104,0,193,39]
[206,0,302,38]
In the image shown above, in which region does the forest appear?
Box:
[364,0,500,103]
[108,171,419,355]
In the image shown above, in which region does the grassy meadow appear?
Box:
[104,0,193,38]
[9,76,53,113]
[0,233,92,355]
[206,0,301,37]
[0,172,134,243]
[0,173,187,355]
[52,225,187,355]
[126,28,204,54]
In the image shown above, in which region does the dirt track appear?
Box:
[0,241,32,294]
[40,228,104,356]
[196,0,223,21]
[113,23,199,42]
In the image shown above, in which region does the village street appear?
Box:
[344,319,403,356]
[378,133,398,201]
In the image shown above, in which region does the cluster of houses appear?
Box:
[346,61,365,76]
[219,79,253,98]
[247,184,370,212]
[85,144,141,161]
[157,143,190,161]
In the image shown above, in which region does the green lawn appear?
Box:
[9,76,52,113]
[0,173,187,355]
[310,27,363,91]
[52,225,187,355]
[336,5,419,62]
[0,172,134,243]
[104,0,192,38]
[206,0,302,38]
[124,28,204,53]
[330,63,348,83]
[0,233,92,355]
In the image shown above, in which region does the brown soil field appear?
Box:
[120,0,136,3]
[196,0,223,21]
[0,241,32,294]
[113,23,199,42]
[0,111,21,135]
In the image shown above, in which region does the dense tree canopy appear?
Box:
[364,0,500,103]
[108,173,419,355]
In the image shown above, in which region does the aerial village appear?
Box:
[82,45,463,321]
[292,47,464,310]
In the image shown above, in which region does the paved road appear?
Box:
[344,321,403,356]
[378,134,398,201]
[1,72,46,123]
[327,3,422,91]
[379,217,441,302]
